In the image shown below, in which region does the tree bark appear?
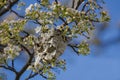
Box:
[0,0,19,16]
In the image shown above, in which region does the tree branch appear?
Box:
[0,44,7,52]
[81,1,89,11]
[55,0,58,4]
[10,9,24,18]
[20,44,32,56]
[15,44,34,80]
[59,16,68,26]
[68,44,79,55]
[72,0,75,8]
[12,59,15,69]
[0,64,18,74]
[0,0,19,16]
[25,70,47,80]
[75,0,84,10]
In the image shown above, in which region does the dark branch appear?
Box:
[0,0,19,16]
[15,54,34,80]
[20,30,30,39]
[25,70,47,80]
[15,43,34,80]
[0,44,7,52]
[10,9,24,18]
[12,59,15,69]
[0,64,18,74]
[55,0,58,4]
[72,0,75,8]
[75,0,84,10]
[25,71,34,80]
[59,16,68,26]
[81,2,89,11]
[20,44,31,56]
[36,0,41,3]
[68,44,79,55]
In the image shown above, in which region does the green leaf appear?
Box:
[78,41,90,55]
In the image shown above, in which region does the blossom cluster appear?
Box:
[0,44,21,64]
[4,44,21,59]
[0,0,110,79]
[32,28,68,69]
[25,3,41,14]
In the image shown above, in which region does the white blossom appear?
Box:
[4,44,21,59]
[29,4,34,9]
[35,13,39,18]
[35,26,41,33]
[25,8,30,14]
[66,17,72,23]
[35,28,68,61]
[25,4,34,14]
[47,11,53,16]
[65,11,69,15]
[4,6,8,9]
[49,20,53,24]
[34,3,40,8]
[51,3,57,10]
[34,3,38,7]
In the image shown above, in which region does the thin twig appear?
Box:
[10,9,24,18]
[25,70,47,80]
[55,0,58,4]
[12,59,15,69]
[0,65,18,74]
[81,2,89,11]
[68,44,79,55]
[25,71,33,80]
[75,0,84,10]
[59,16,68,26]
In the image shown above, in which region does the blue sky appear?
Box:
[56,1,120,80]
[1,0,120,80]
